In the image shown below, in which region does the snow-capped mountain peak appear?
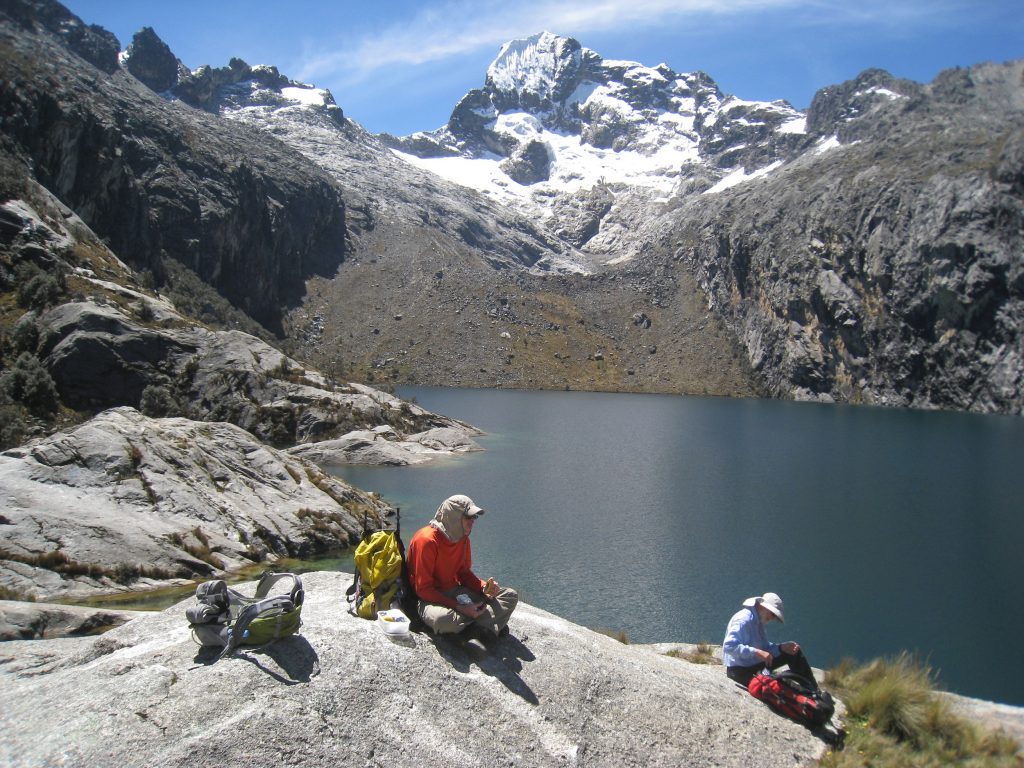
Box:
[124,26,819,268]
[486,31,586,103]
[381,32,812,263]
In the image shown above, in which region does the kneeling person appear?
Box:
[722,592,818,689]
[407,494,518,639]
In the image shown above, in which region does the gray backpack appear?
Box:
[186,572,304,659]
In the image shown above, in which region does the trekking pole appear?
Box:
[396,506,401,537]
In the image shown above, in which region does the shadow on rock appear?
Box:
[488,632,536,673]
[427,630,539,705]
[191,635,321,684]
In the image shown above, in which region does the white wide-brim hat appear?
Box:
[742,592,785,622]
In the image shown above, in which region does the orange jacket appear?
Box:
[407,524,485,608]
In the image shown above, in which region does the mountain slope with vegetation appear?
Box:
[4,2,1021,414]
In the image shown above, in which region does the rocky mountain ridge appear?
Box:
[1,0,1021,435]
[0,183,483,599]
[115,18,1022,413]
[650,62,1024,410]
[0,7,347,335]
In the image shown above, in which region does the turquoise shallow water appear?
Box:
[330,386,1024,706]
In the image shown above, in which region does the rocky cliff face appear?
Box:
[0,187,479,447]
[0,109,482,600]
[0,571,834,767]
[0,0,348,333]
[648,63,1024,412]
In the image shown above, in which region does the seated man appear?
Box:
[722,592,818,689]
[406,494,518,640]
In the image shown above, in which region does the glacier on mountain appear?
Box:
[150,27,814,267]
[382,31,807,262]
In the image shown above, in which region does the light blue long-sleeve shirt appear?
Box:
[722,606,779,668]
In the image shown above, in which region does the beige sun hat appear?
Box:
[742,592,785,622]
[436,494,485,520]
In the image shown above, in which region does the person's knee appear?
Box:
[418,602,466,634]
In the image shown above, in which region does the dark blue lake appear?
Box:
[331,386,1024,706]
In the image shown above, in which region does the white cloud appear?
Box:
[297,0,804,85]
[297,0,962,91]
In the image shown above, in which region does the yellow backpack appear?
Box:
[346,530,404,619]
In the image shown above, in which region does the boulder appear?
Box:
[500,139,552,185]
[286,426,482,466]
[0,600,145,640]
[0,571,835,767]
[0,408,391,600]
[36,299,478,449]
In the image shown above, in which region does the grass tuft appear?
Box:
[593,627,630,644]
[820,653,1021,767]
[666,642,719,665]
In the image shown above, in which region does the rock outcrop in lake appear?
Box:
[0,599,144,640]
[0,408,393,600]
[0,571,834,767]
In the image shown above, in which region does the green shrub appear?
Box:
[593,627,630,644]
[15,264,65,310]
[139,384,179,418]
[0,584,34,601]
[135,300,156,322]
[666,642,719,665]
[0,352,59,414]
[0,390,28,449]
[10,312,40,354]
[166,528,220,569]
[161,260,270,340]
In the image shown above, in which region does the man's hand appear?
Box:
[484,577,499,598]
[781,641,801,655]
[757,649,773,665]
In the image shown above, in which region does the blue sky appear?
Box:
[62,1,1022,136]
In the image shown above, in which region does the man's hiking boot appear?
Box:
[461,623,509,647]
[456,622,513,652]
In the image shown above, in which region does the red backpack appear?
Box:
[747,670,835,728]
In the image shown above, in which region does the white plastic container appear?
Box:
[376,608,411,636]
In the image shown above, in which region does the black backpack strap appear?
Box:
[775,670,815,693]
